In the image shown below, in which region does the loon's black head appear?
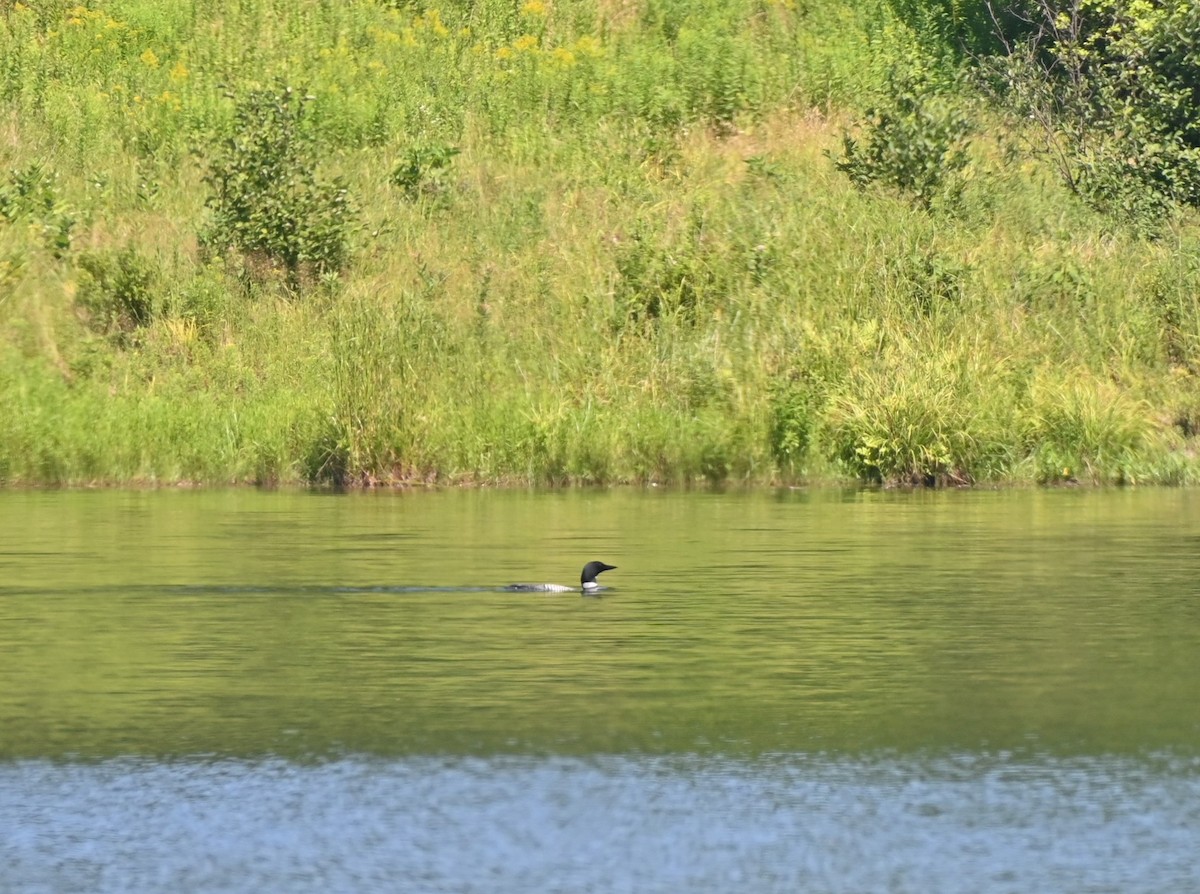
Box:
[581,561,617,589]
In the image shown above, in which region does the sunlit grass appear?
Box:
[1,0,1199,486]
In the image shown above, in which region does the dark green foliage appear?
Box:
[677,29,749,128]
[0,163,74,256]
[302,419,351,487]
[769,376,816,473]
[884,0,1026,57]
[835,70,972,209]
[390,145,460,201]
[987,0,1200,233]
[889,245,967,315]
[614,222,726,326]
[76,248,161,342]
[203,84,356,287]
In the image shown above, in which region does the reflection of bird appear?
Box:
[505,561,618,593]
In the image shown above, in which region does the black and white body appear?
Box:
[505,561,617,594]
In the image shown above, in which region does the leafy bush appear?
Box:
[0,163,74,256]
[986,0,1200,233]
[835,68,972,209]
[883,0,1016,56]
[824,348,1015,485]
[76,248,161,342]
[203,84,357,288]
[391,145,461,202]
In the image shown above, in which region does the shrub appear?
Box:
[823,347,1015,485]
[390,144,461,202]
[203,83,357,288]
[835,67,973,209]
[986,0,1200,233]
[0,163,74,256]
[75,248,161,343]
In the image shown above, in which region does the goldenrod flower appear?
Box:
[419,9,449,37]
[573,35,602,57]
[140,48,160,68]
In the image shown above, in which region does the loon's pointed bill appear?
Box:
[505,561,617,593]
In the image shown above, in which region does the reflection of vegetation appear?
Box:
[2,1,1200,486]
[1,489,1196,759]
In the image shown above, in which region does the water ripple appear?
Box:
[2,753,1197,894]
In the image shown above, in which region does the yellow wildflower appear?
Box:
[513,34,538,52]
[140,48,159,68]
[369,26,401,44]
[521,0,547,16]
[170,60,189,81]
[573,35,602,57]
[418,9,449,37]
[495,46,513,60]
[551,47,575,66]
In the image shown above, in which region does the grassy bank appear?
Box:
[2,0,1199,486]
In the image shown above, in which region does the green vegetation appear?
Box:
[1,0,1199,487]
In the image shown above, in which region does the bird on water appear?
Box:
[504,561,617,594]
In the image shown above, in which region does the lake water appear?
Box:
[1,487,1198,893]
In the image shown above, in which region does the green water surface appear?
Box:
[1,487,1197,759]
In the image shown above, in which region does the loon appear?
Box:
[505,561,617,594]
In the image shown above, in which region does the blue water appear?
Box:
[4,754,1198,894]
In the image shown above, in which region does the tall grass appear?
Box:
[1,0,1199,487]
